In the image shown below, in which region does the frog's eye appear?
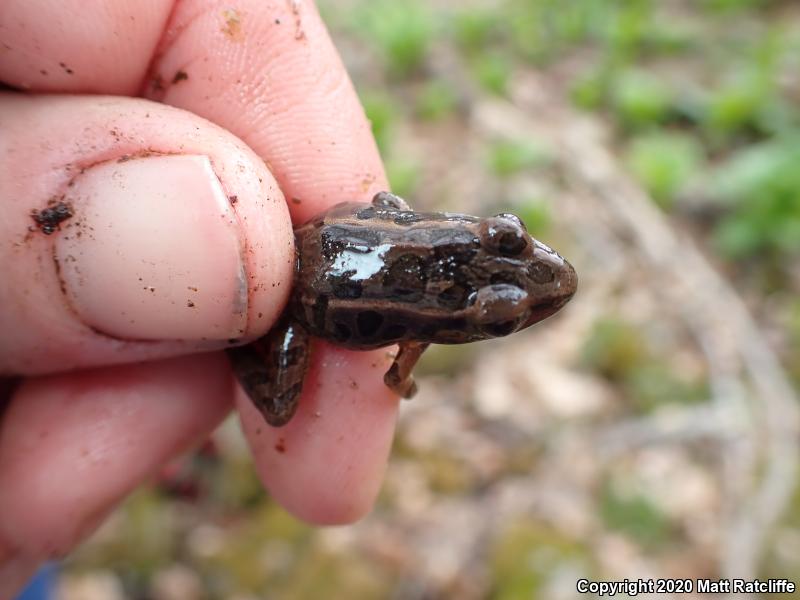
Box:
[473,284,528,338]
[493,213,527,231]
[473,284,528,325]
[479,216,529,257]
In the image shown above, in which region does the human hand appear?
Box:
[0,1,396,593]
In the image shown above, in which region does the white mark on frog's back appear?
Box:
[330,243,393,281]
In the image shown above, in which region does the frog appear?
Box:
[227,192,577,426]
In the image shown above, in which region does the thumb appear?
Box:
[0,93,294,375]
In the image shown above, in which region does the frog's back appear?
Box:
[291,202,485,349]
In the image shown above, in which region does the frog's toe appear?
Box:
[384,366,418,398]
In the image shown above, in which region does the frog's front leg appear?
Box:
[227,316,310,427]
[372,191,412,211]
[384,342,429,398]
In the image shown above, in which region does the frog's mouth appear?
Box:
[526,294,572,324]
[479,290,575,338]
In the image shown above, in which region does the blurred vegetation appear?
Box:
[600,480,671,548]
[581,318,708,413]
[490,520,593,599]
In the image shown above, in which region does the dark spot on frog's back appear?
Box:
[356,310,383,337]
[312,295,328,330]
[383,253,426,301]
[437,283,472,309]
[431,231,479,263]
[356,206,376,220]
[383,323,407,340]
[332,279,362,299]
[334,321,351,342]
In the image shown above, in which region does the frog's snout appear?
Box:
[555,257,578,304]
[522,242,578,326]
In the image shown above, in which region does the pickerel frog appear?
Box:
[228,192,577,426]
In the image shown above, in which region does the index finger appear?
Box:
[147,0,386,221]
[145,0,396,523]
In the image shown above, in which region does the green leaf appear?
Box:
[452,9,502,54]
[515,200,552,236]
[625,132,704,208]
[415,81,458,121]
[611,68,672,127]
[471,53,512,96]
[600,482,670,547]
[359,91,396,155]
[386,159,420,198]
[487,139,552,178]
[712,136,800,258]
[355,0,436,78]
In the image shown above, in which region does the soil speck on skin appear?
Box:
[172,70,189,84]
[229,195,238,204]
[221,8,242,39]
[53,255,67,295]
[59,61,73,75]
[275,438,286,453]
[187,300,195,308]
[291,197,302,205]
[361,173,377,192]
[255,428,262,436]
[349,378,359,390]
[288,0,306,40]
[151,74,165,92]
[31,200,73,235]
[227,338,239,345]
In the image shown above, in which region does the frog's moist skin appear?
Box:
[228,192,577,426]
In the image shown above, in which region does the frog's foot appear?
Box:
[372,191,411,211]
[227,317,310,427]
[384,342,429,398]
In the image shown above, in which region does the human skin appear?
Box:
[0,0,397,593]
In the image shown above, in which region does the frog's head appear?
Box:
[465,213,577,338]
